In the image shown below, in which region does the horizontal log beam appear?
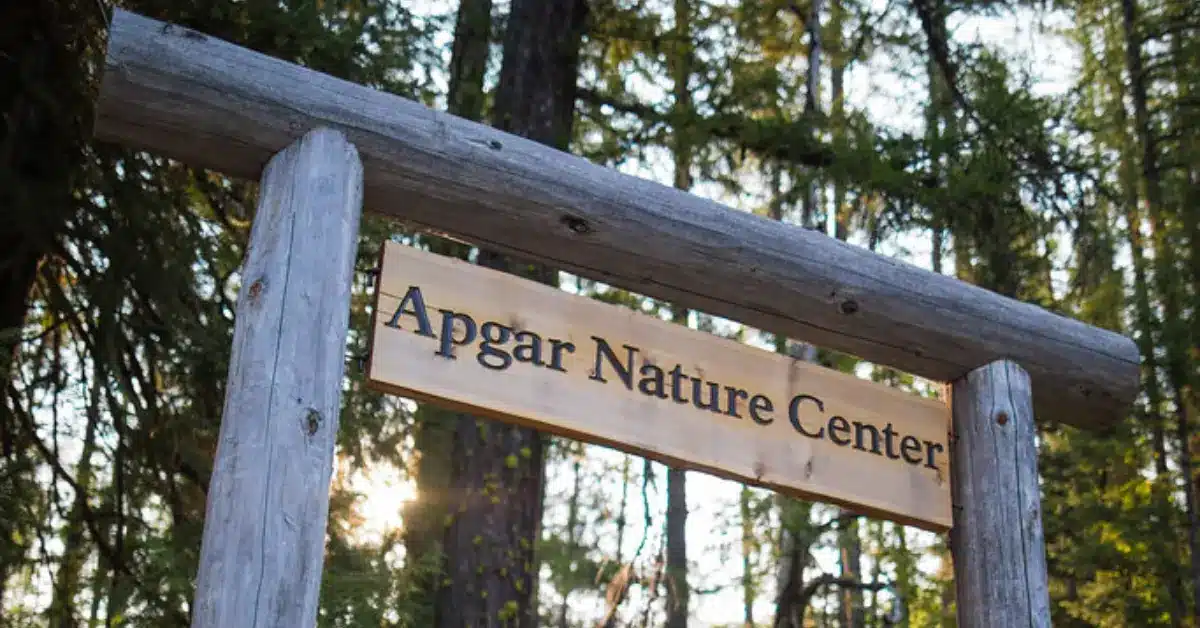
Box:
[94,8,1140,430]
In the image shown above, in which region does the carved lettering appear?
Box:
[382,282,945,473]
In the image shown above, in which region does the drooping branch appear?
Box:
[8,385,190,626]
[909,0,1069,188]
[792,573,890,625]
[576,87,836,169]
[910,0,973,121]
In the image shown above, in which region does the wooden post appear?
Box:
[190,127,363,627]
[950,360,1052,627]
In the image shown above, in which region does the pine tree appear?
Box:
[432,1,588,625]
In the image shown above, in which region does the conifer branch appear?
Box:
[8,385,191,626]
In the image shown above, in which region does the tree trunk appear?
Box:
[1167,0,1200,436]
[773,499,813,628]
[89,562,107,625]
[105,435,131,627]
[825,25,865,621]
[801,0,824,229]
[1170,29,1200,583]
[741,487,756,627]
[48,371,102,625]
[403,7,493,618]
[1120,0,1200,619]
[923,0,951,277]
[665,466,688,628]
[893,524,913,626]
[837,519,863,628]
[768,163,820,627]
[558,443,583,628]
[828,28,864,620]
[664,2,694,626]
[829,0,849,242]
[600,455,633,628]
[1116,83,1168,477]
[447,0,493,125]
[0,0,90,374]
[919,0,968,281]
[865,522,882,621]
[434,1,588,626]
[424,0,492,266]
[1113,55,1183,621]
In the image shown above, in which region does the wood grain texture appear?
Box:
[95,8,1139,430]
[949,360,1051,628]
[366,242,953,530]
[191,128,363,627]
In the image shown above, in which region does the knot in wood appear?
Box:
[996,410,1009,426]
[560,215,592,235]
[304,408,322,435]
[247,279,265,302]
[839,299,859,315]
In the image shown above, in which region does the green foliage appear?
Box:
[1,0,439,624]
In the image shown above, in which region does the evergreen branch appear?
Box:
[37,268,212,500]
[910,0,1075,202]
[847,0,900,65]
[7,384,190,626]
[910,0,972,119]
[577,87,836,168]
[113,333,210,494]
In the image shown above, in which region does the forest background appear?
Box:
[2,0,1198,625]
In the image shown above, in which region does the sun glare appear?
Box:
[347,461,417,545]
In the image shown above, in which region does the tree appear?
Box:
[664,2,695,626]
[401,1,492,622]
[1120,0,1200,617]
[431,1,588,626]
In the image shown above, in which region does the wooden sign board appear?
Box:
[365,242,952,530]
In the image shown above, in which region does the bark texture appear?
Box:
[403,1,492,620]
[434,1,588,626]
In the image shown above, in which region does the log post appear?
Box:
[949,360,1051,627]
[191,127,363,627]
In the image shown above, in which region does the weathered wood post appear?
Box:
[190,127,363,627]
[950,360,1051,627]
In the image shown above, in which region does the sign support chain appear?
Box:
[949,359,1052,627]
[191,128,364,627]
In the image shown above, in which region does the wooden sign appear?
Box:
[366,242,952,530]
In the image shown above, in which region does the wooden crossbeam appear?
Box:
[94,8,1139,430]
